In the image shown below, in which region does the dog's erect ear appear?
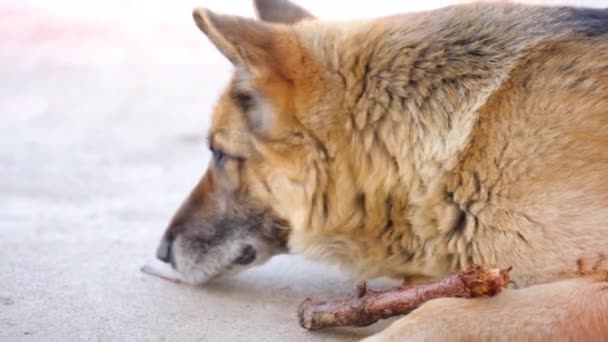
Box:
[192,8,276,67]
[192,7,309,79]
[254,0,315,24]
[193,7,312,137]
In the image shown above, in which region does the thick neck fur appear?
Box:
[287,3,595,280]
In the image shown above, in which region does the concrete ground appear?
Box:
[1,1,604,341]
[0,2,399,341]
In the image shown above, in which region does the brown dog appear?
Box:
[155,1,608,340]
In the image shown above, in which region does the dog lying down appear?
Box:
[147,0,608,340]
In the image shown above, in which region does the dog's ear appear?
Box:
[192,8,311,137]
[254,0,315,24]
[192,8,305,74]
[192,8,275,67]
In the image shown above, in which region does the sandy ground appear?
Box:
[1,1,605,341]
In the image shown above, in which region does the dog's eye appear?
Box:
[212,148,226,164]
[231,91,254,112]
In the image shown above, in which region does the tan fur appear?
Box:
[169,1,608,339]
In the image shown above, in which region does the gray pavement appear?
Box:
[0,3,394,341]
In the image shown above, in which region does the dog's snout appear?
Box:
[156,234,174,264]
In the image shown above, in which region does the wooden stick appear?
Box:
[140,264,183,284]
[297,265,511,330]
[355,281,367,298]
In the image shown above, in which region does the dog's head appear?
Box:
[156,0,339,284]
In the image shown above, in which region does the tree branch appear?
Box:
[298,265,511,330]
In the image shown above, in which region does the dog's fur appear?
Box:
[156,0,608,339]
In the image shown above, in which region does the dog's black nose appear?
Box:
[156,235,173,264]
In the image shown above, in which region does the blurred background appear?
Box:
[1,0,606,341]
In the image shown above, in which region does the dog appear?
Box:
[155,0,608,340]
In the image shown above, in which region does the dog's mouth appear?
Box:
[166,236,272,285]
